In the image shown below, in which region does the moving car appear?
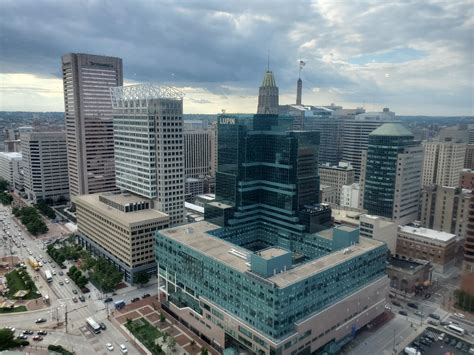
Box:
[454,312,465,319]
[100,322,107,330]
[35,318,46,323]
[104,297,113,303]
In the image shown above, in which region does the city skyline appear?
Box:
[0,0,473,116]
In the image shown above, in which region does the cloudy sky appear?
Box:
[0,0,472,115]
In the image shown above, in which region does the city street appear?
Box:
[0,205,142,354]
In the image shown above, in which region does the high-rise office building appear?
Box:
[209,121,218,177]
[422,141,466,187]
[341,109,397,179]
[464,144,474,170]
[155,71,389,355]
[359,123,423,225]
[419,185,471,237]
[111,84,185,226]
[62,53,123,197]
[21,131,69,203]
[0,152,22,188]
[461,194,474,295]
[257,70,279,115]
[184,128,211,178]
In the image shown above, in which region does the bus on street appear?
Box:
[86,317,101,334]
[447,324,465,336]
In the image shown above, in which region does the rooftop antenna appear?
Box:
[267,49,270,71]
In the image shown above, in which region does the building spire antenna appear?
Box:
[267,49,270,71]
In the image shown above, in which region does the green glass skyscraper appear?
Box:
[361,123,423,224]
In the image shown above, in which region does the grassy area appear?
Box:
[125,318,164,355]
[0,305,27,313]
[5,269,41,300]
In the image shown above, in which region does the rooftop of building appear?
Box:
[399,225,456,242]
[101,191,151,206]
[185,202,204,214]
[388,256,431,271]
[0,152,22,160]
[360,214,396,227]
[73,193,168,226]
[261,70,277,87]
[159,221,382,288]
[331,207,365,226]
[258,247,290,260]
[196,194,215,201]
[370,123,413,137]
[319,162,354,171]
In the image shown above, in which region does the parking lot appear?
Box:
[404,326,474,354]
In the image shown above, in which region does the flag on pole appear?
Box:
[299,60,306,69]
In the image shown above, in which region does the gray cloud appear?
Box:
[0,0,472,114]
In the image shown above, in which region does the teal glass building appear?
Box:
[155,72,389,355]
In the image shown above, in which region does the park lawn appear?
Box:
[125,318,163,355]
[5,269,40,300]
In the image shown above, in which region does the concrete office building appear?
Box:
[420,185,471,237]
[320,184,337,204]
[184,128,211,178]
[185,177,204,203]
[459,169,474,189]
[0,152,22,188]
[74,192,169,282]
[359,214,398,255]
[21,131,69,203]
[340,183,360,209]
[422,141,466,187]
[341,109,397,179]
[319,162,355,203]
[359,124,423,225]
[209,121,218,177]
[396,226,460,273]
[465,144,474,170]
[111,84,185,226]
[62,53,123,197]
[462,194,474,295]
[386,257,432,297]
[156,85,389,354]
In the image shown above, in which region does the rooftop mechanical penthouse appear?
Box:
[155,93,389,355]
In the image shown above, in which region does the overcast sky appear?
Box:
[0,0,472,115]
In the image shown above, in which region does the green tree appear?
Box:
[77,275,88,288]
[134,271,150,287]
[200,348,208,355]
[0,328,15,351]
[167,337,176,352]
[69,265,78,274]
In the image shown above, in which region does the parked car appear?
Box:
[104,297,113,303]
[64,278,69,284]
[32,335,43,341]
[142,293,151,298]
[429,313,441,320]
[72,289,78,294]
[100,322,107,330]
[35,318,46,324]
[79,295,85,302]
[131,297,140,303]
[58,271,64,276]
[399,310,408,316]
[17,334,28,340]
[407,303,419,309]
[392,301,401,307]
[37,330,47,336]
[119,344,128,354]
[22,330,33,335]
[414,310,423,316]
[106,343,114,351]
[59,281,64,286]
[454,312,465,319]
[72,297,78,303]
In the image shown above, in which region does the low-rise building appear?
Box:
[386,256,432,297]
[185,177,204,203]
[74,192,169,283]
[340,183,360,208]
[459,169,474,189]
[359,214,398,255]
[396,225,461,273]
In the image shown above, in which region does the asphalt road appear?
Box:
[0,205,141,354]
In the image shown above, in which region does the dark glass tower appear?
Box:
[362,123,422,222]
[207,114,320,233]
